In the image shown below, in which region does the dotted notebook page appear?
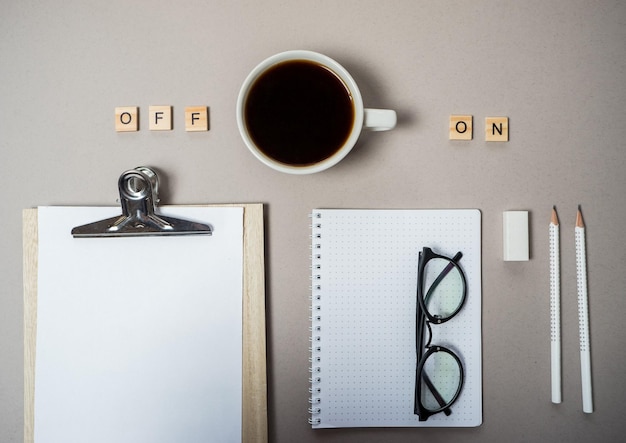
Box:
[310,209,482,428]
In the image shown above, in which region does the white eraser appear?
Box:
[503,211,529,261]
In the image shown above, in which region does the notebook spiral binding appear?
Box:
[309,212,322,425]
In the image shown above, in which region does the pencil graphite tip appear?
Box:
[551,206,559,226]
[576,206,584,228]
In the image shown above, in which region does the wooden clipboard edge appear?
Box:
[238,203,268,443]
[22,205,268,443]
[23,209,37,443]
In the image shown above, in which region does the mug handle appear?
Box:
[363,109,397,131]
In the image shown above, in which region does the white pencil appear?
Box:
[549,207,561,404]
[575,206,593,413]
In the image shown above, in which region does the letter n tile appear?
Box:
[486,117,509,141]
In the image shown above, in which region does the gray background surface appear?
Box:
[2,1,625,441]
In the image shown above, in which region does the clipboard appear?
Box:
[22,169,267,442]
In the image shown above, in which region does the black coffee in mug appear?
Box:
[244,60,355,166]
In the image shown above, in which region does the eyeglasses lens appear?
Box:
[420,350,462,411]
[423,258,464,320]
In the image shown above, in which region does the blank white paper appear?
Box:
[35,206,244,443]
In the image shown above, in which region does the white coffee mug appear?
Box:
[236,50,397,174]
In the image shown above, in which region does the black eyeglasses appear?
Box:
[414,247,466,421]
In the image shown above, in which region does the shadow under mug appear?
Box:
[236,50,397,174]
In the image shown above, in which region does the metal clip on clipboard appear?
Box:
[71,167,212,237]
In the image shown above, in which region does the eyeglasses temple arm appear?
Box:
[415,314,452,417]
[421,372,453,416]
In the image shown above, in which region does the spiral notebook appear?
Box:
[310,209,482,428]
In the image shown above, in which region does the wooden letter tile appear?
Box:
[185,106,209,132]
[149,105,173,131]
[115,106,138,132]
[449,115,473,140]
[486,117,509,141]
